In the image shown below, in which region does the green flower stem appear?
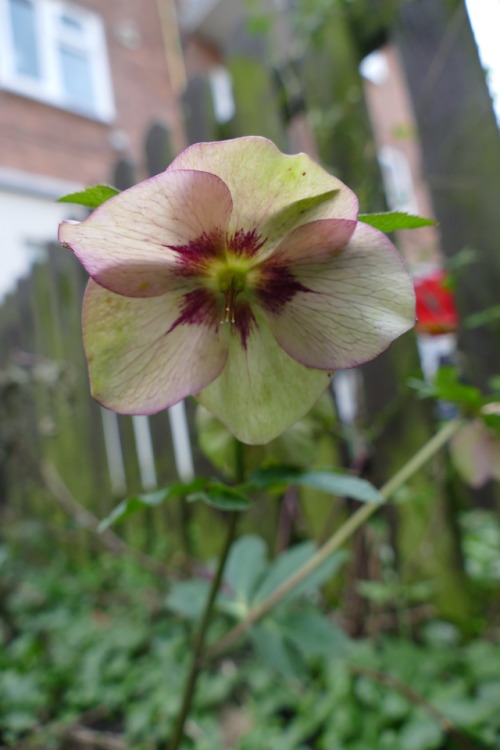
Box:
[205,418,463,662]
[166,438,245,750]
[166,512,238,750]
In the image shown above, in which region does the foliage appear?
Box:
[358,212,437,232]
[409,366,500,420]
[57,185,120,209]
[1,525,500,749]
[98,465,382,531]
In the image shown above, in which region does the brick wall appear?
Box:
[0,0,184,186]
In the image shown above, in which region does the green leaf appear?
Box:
[399,717,443,750]
[187,481,251,511]
[98,478,208,531]
[488,375,500,392]
[250,621,304,679]
[411,367,486,412]
[247,466,383,504]
[224,535,268,604]
[277,609,350,658]
[434,367,484,408]
[252,542,347,606]
[166,579,211,620]
[482,412,500,433]
[57,184,120,209]
[358,211,436,232]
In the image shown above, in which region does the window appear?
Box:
[208,66,235,124]
[0,0,114,121]
[377,146,419,215]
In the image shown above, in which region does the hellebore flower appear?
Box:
[450,404,500,488]
[59,137,415,444]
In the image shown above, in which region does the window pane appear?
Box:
[59,45,95,112]
[60,13,83,33]
[9,0,41,78]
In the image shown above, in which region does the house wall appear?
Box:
[361,44,442,273]
[0,0,184,186]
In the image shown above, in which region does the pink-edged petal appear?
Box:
[450,422,496,488]
[59,170,233,297]
[268,219,357,264]
[197,307,332,445]
[262,222,416,370]
[168,137,358,253]
[83,279,228,414]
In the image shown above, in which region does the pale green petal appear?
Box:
[197,308,332,445]
[168,137,358,250]
[59,170,232,297]
[268,219,357,264]
[265,222,416,370]
[83,280,228,414]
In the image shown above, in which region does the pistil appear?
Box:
[222,279,238,325]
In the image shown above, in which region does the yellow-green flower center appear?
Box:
[216,264,251,325]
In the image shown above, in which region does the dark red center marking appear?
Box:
[168,288,220,333]
[256,263,310,315]
[167,286,256,350]
[227,228,266,258]
[169,227,266,273]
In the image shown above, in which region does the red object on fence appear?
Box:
[414,269,458,335]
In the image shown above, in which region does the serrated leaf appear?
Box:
[358,211,436,232]
[58,185,120,209]
[187,482,251,511]
[98,478,208,531]
[247,466,382,504]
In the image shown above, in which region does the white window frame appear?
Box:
[0,0,114,122]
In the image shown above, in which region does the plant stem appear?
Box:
[205,418,463,661]
[166,512,238,750]
[166,438,246,750]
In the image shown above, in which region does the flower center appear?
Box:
[217,266,248,325]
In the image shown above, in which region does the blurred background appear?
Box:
[1,1,500,748]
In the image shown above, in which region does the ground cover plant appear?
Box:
[1,515,499,750]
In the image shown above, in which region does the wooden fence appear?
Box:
[0,238,213,554]
[0,6,438,571]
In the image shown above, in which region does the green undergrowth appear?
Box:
[0,521,499,750]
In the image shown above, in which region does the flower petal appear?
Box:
[450,422,495,488]
[263,222,416,370]
[168,137,358,253]
[197,308,332,444]
[59,170,233,297]
[83,279,228,414]
[268,219,357,264]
